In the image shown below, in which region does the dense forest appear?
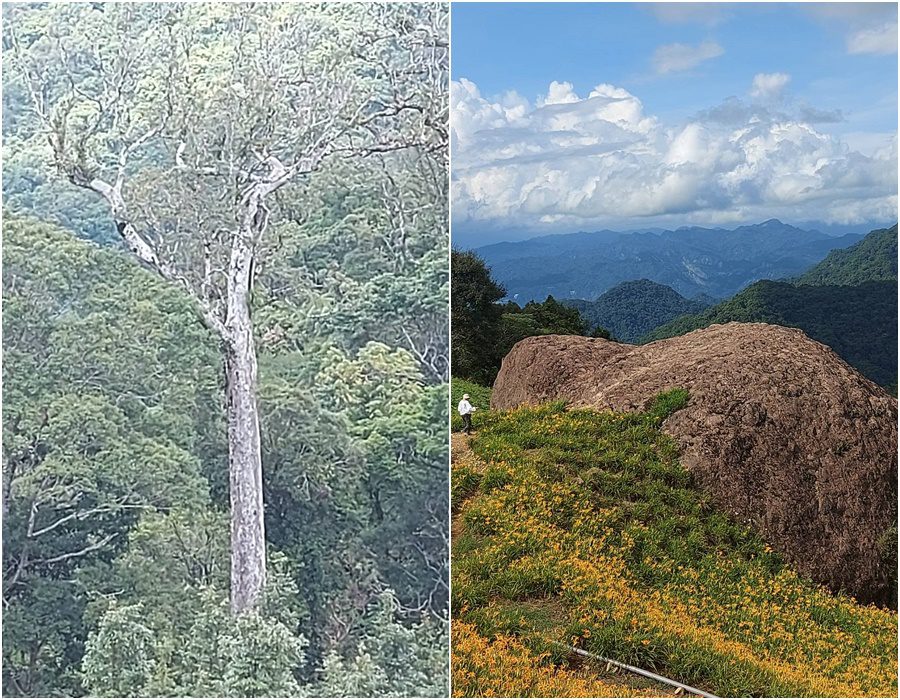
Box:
[3,3,449,697]
[794,225,898,286]
[646,226,899,389]
[451,250,605,385]
[564,279,711,343]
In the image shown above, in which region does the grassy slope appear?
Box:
[451,391,897,698]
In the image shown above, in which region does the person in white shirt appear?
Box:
[458,393,477,434]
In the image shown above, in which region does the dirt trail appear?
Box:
[451,432,471,462]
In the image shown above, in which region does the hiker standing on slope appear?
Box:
[458,393,477,435]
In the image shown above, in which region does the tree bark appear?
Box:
[58,138,272,615]
[224,227,267,615]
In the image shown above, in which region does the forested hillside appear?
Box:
[2,3,449,696]
[643,280,897,388]
[794,225,898,286]
[564,280,710,343]
[4,209,449,697]
[644,225,899,389]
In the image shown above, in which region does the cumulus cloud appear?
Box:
[451,78,898,230]
[652,40,724,74]
[539,81,580,106]
[450,78,530,143]
[750,72,791,100]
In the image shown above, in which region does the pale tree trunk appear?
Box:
[85,174,270,614]
[223,219,267,615]
[223,339,266,614]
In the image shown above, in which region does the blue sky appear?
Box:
[451,3,898,246]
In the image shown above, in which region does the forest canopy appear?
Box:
[451,249,607,386]
[2,2,449,697]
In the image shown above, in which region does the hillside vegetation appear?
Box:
[644,225,898,389]
[643,280,897,387]
[451,391,897,698]
[565,280,710,343]
[4,210,449,694]
[452,250,605,385]
[794,225,898,286]
[3,3,450,696]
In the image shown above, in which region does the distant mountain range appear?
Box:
[475,219,864,303]
[645,225,898,388]
[564,280,711,343]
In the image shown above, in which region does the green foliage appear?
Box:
[317,592,449,698]
[518,296,589,335]
[315,343,449,615]
[3,215,219,697]
[451,249,506,385]
[82,586,306,697]
[4,198,450,694]
[81,604,157,697]
[646,388,691,425]
[643,279,898,387]
[451,248,603,385]
[565,279,711,343]
[496,295,603,364]
[3,2,450,693]
[250,150,450,679]
[794,225,898,286]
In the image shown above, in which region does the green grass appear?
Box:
[452,392,897,697]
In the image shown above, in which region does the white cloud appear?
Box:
[652,40,724,75]
[804,4,898,55]
[539,80,580,106]
[450,78,530,144]
[451,78,898,230]
[751,73,791,100]
[847,23,898,55]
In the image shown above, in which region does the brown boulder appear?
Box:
[491,322,898,605]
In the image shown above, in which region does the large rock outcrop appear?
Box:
[492,322,898,605]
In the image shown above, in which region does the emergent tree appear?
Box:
[5,2,447,614]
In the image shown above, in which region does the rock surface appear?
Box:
[491,322,898,605]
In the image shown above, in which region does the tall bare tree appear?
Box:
[5,2,448,613]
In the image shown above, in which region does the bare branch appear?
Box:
[36,533,119,565]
